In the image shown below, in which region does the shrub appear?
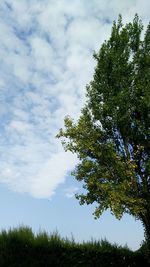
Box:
[0,227,149,267]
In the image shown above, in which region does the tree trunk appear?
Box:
[140,212,150,261]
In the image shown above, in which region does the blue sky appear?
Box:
[0,0,149,250]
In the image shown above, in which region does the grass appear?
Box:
[0,226,149,267]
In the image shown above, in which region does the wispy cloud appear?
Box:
[0,0,149,198]
[64,186,79,199]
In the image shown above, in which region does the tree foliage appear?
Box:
[57,15,150,241]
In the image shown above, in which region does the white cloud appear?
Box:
[0,0,149,198]
[64,186,79,198]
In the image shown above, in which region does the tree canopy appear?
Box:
[57,15,150,242]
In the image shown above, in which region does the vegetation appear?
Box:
[0,226,148,266]
[57,14,150,252]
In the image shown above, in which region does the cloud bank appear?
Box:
[0,0,149,198]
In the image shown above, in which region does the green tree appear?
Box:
[57,15,150,246]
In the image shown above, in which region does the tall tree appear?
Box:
[57,15,150,246]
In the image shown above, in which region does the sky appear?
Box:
[0,0,149,250]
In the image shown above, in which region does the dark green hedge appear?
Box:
[0,227,148,267]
